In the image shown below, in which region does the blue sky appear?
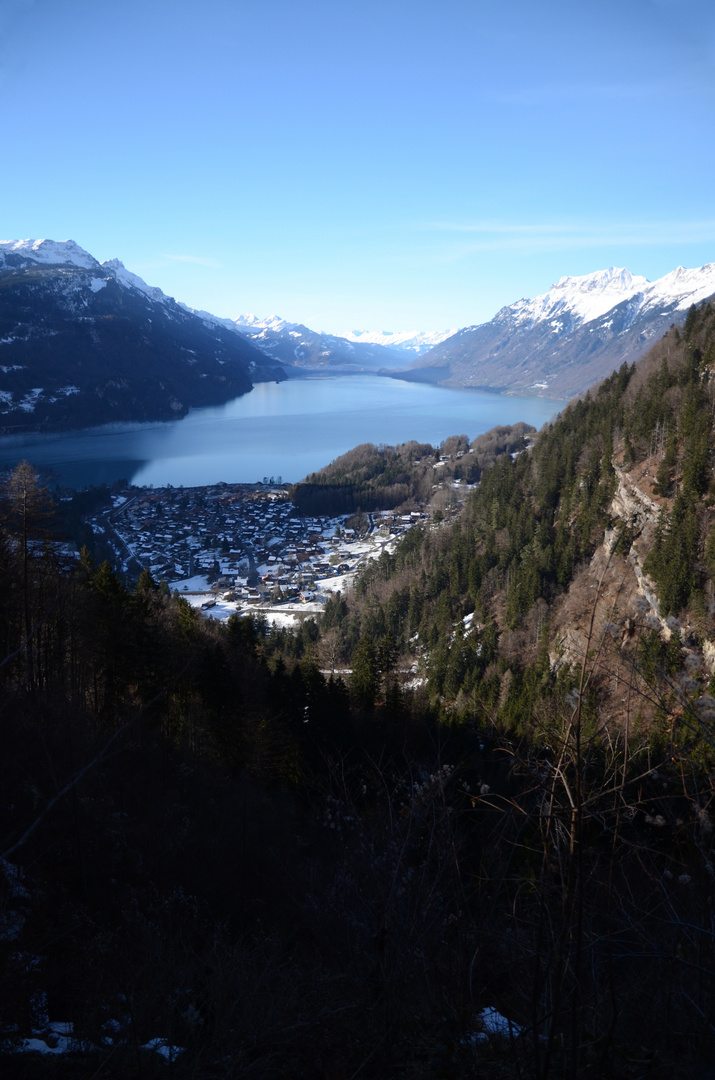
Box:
[2,0,714,333]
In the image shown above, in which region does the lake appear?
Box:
[0,375,565,489]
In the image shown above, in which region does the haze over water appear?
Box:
[0,376,564,489]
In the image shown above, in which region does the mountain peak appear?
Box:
[552,266,642,292]
[506,265,650,330]
[338,327,457,354]
[233,314,293,332]
[410,259,715,400]
[0,238,100,270]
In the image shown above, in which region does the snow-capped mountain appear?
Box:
[407,264,715,399]
[234,314,291,333]
[223,319,454,363]
[506,267,649,330]
[337,328,457,356]
[0,238,101,271]
[0,239,284,432]
[186,310,414,371]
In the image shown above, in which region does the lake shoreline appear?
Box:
[0,375,565,490]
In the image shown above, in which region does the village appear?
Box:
[86,482,433,627]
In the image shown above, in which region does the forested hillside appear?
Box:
[2,303,715,1077]
[291,423,534,516]
[0,249,285,432]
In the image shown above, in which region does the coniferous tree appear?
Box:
[1,461,56,687]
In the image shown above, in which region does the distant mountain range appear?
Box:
[0,239,457,434]
[0,240,284,432]
[184,312,455,369]
[404,264,715,399]
[184,310,413,372]
[2,239,714,435]
[337,327,458,356]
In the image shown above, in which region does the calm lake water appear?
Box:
[0,375,565,489]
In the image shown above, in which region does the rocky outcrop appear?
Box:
[610,467,665,626]
[548,460,715,726]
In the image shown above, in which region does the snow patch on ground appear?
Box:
[15,1021,84,1056]
[143,1037,185,1060]
[169,574,212,592]
[316,573,356,593]
[18,388,43,412]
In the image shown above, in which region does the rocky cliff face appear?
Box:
[549,456,715,732]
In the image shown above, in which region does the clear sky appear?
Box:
[2,0,714,334]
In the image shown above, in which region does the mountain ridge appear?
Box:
[0,240,285,432]
[407,261,715,398]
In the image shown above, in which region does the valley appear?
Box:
[3,251,715,1078]
[2,240,714,439]
[5,0,714,1072]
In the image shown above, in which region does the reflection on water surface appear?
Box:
[0,376,564,488]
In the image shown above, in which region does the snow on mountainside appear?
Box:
[229,316,454,355]
[506,267,649,329]
[101,258,171,305]
[338,328,457,356]
[186,311,416,371]
[233,314,294,333]
[0,243,413,376]
[0,239,284,432]
[192,310,449,363]
[492,261,715,332]
[408,262,715,400]
[0,240,173,304]
[500,264,715,332]
[0,238,101,270]
[641,263,715,312]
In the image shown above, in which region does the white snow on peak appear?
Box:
[0,238,100,270]
[0,240,175,305]
[233,314,296,333]
[338,328,457,354]
[179,310,299,337]
[101,259,171,304]
[642,263,715,313]
[506,267,650,329]
[500,263,715,333]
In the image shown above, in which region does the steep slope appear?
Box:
[0,240,285,432]
[322,297,715,740]
[406,263,715,398]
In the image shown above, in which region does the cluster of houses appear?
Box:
[88,483,429,620]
